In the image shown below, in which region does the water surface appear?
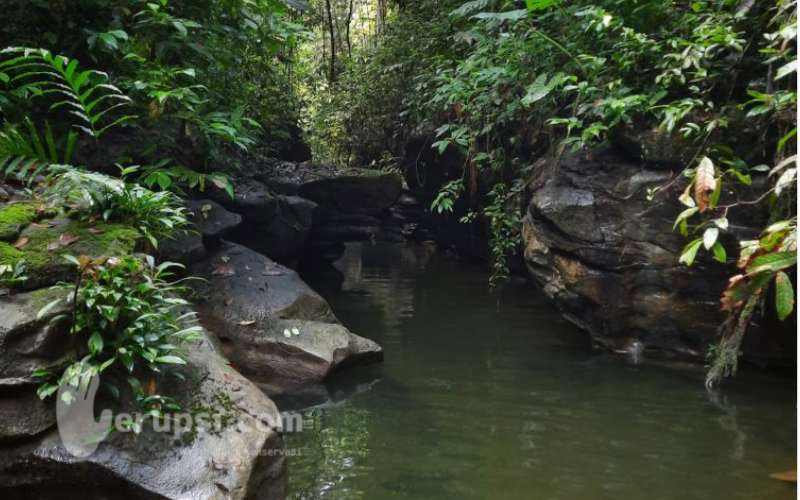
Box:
[284,243,795,500]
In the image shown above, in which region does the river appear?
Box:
[281,242,795,500]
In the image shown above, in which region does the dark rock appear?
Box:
[189,241,382,395]
[522,148,791,362]
[0,331,288,500]
[208,177,279,224]
[232,195,317,264]
[186,199,243,241]
[158,231,206,265]
[297,170,402,215]
[191,241,337,323]
[0,288,73,442]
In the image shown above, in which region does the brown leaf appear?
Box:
[12,237,29,249]
[694,156,716,213]
[58,233,80,247]
[145,378,157,396]
[211,262,236,276]
[30,222,54,229]
[237,320,256,326]
[87,228,103,234]
[46,240,61,251]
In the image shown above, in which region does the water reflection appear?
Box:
[285,243,796,500]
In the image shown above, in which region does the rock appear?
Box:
[297,169,402,215]
[186,199,242,242]
[0,288,73,388]
[521,147,790,361]
[189,241,382,395]
[208,177,279,224]
[0,331,288,499]
[213,318,382,395]
[0,288,72,442]
[232,195,317,264]
[190,241,337,324]
[158,231,207,265]
[0,219,140,290]
[0,202,43,242]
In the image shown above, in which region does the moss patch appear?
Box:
[0,218,140,288]
[0,202,41,242]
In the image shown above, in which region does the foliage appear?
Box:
[309,0,796,383]
[44,165,191,249]
[36,255,202,416]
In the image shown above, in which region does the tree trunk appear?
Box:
[345,0,354,58]
[325,0,337,83]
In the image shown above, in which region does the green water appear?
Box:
[284,242,796,500]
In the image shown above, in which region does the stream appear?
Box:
[281,242,795,500]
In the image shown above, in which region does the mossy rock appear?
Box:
[0,218,140,290]
[0,202,45,242]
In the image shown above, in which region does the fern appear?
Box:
[0,120,77,183]
[0,47,135,139]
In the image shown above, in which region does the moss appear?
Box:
[0,218,140,288]
[0,202,40,242]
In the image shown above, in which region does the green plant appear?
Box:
[36,255,203,415]
[44,165,191,248]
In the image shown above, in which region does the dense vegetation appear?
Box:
[0,0,796,399]
[301,0,797,385]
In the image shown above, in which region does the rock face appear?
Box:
[190,241,382,395]
[0,288,73,442]
[158,199,243,265]
[0,331,287,499]
[521,148,786,360]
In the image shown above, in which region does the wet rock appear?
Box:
[0,331,287,500]
[189,241,382,395]
[521,147,791,361]
[213,318,382,396]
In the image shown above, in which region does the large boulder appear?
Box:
[230,195,317,265]
[522,148,792,362]
[0,288,73,442]
[157,199,243,265]
[190,241,382,395]
[0,331,287,499]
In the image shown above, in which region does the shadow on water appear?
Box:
[283,242,796,500]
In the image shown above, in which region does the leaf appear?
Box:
[37,298,63,319]
[673,207,698,230]
[237,319,256,326]
[712,241,727,263]
[747,251,797,274]
[694,156,716,212]
[211,262,235,276]
[155,355,186,365]
[526,0,558,11]
[522,74,550,106]
[678,182,696,207]
[679,238,703,266]
[703,227,719,250]
[13,237,29,249]
[774,271,794,320]
[775,167,796,197]
[88,332,104,354]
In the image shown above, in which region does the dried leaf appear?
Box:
[47,240,61,251]
[58,233,80,247]
[694,156,716,212]
[200,204,212,220]
[87,227,103,234]
[238,319,256,326]
[211,262,235,276]
[13,237,29,249]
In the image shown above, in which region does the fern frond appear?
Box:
[0,47,136,139]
